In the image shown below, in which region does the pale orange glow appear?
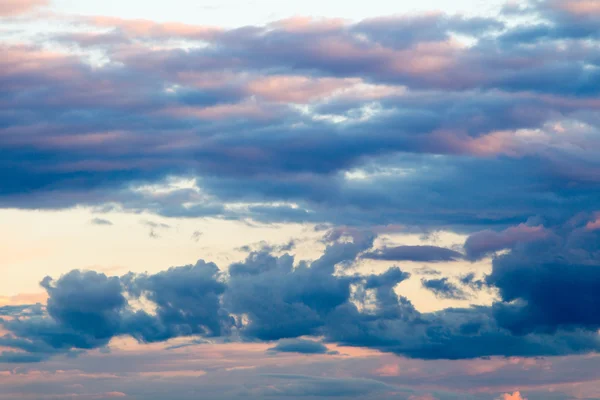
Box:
[0,292,47,306]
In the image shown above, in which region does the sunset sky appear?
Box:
[1,0,600,399]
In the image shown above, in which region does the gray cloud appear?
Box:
[364,245,464,262]
[267,339,336,355]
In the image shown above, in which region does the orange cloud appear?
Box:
[498,392,527,400]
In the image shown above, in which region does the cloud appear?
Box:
[121,260,231,342]
[363,245,463,262]
[497,392,527,400]
[91,218,113,226]
[0,304,44,317]
[4,225,600,363]
[0,0,47,16]
[224,230,375,341]
[191,230,203,242]
[0,4,600,232]
[267,339,335,355]
[414,267,442,276]
[3,3,600,365]
[488,216,600,335]
[421,278,468,300]
[141,220,171,239]
[464,223,550,261]
[259,374,403,397]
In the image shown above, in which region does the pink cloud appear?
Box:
[430,130,521,157]
[138,370,207,378]
[375,364,401,377]
[246,76,359,103]
[464,224,550,260]
[585,212,600,231]
[87,16,222,40]
[39,132,126,149]
[0,46,79,81]
[162,100,275,121]
[99,393,126,399]
[550,0,600,15]
[0,0,47,16]
[270,16,348,34]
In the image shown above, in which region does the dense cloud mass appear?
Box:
[3,217,600,363]
[0,0,599,230]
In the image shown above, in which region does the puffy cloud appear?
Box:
[3,223,600,363]
[122,260,231,342]
[497,392,527,400]
[488,216,600,334]
[224,229,375,341]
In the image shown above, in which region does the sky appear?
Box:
[1,0,600,399]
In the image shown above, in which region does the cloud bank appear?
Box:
[3,218,600,363]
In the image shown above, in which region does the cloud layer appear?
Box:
[3,218,600,363]
[0,0,599,231]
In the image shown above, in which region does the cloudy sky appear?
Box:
[1,0,600,399]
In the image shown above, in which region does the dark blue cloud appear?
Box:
[0,304,44,317]
[122,260,232,342]
[3,230,600,362]
[488,218,600,335]
[421,278,468,300]
[267,338,335,355]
